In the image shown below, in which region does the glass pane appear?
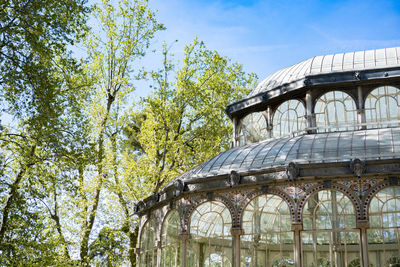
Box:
[368,229,400,267]
[315,91,358,132]
[241,195,294,266]
[188,201,232,267]
[303,190,356,231]
[302,231,360,267]
[272,99,306,138]
[161,210,181,267]
[238,112,269,145]
[365,86,400,128]
[139,219,157,267]
[368,186,400,266]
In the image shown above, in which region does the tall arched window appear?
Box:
[161,210,181,267]
[272,99,306,138]
[301,190,360,267]
[368,187,400,266]
[241,195,294,267]
[237,112,268,145]
[139,219,157,267]
[188,201,232,267]
[315,91,357,132]
[365,86,400,128]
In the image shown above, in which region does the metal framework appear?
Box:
[272,99,306,138]
[365,86,400,128]
[314,91,358,132]
[237,112,268,146]
[135,47,400,267]
[241,195,294,266]
[161,210,181,267]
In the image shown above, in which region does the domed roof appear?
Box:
[249,47,400,97]
[178,127,400,182]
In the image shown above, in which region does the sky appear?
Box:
[134,0,400,97]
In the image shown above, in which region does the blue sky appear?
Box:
[135,0,400,97]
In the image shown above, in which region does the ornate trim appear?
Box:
[237,187,297,227]
[296,183,362,223]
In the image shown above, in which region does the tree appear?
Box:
[0,0,90,264]
[78,0,164,264]
[118,39,256,264]
[124,39,257,193]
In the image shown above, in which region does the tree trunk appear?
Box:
[0,145,35,243]
[80,96,113,265]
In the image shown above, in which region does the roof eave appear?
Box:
[226,66,400,118]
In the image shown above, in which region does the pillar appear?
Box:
[232,117,238,147]
[156,240,162,267]
[357,86,366,129]
[357,220,370,267]
[180,233,190,267]
[134,248,141,267]
[266,106,273,138]
[292,222,303,267]
[305,90,315,133]
[231,228,244,267]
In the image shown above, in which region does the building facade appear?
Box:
[134,47,400,267]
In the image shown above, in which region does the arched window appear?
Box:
[188,201,232,267]
[139,219,157,267]
[161,210,181,267]
[365,86,400,128]
[315,91,357,132]
[272,99,306,138]
[301,190,360,267]
[237,112,268,145]
[241,195,294,267]
[368,187,400,266]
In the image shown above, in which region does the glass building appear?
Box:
[134,47,400,267]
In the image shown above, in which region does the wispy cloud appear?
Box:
[132,0,400,96]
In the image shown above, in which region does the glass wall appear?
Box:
[315,91,358,132]
[301,190,360,267]
[237,112,268,145]
[272,99,306,138]
[241,195,294,267]
[188,201,232,267]
[161,210,181,267]
[368,187,400,267]
[365,86,400,128]
[139,219,157,267]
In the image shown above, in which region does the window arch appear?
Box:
[368,186,400,266]
[272,99,306,138]
[314,91,358,132]
[365,86,400,128]
[188,201,232,267]
[241,194,294,267]
[237,112,268,145]
[301,190,360,267]
[161,210,181,267]
[139,219,157,267]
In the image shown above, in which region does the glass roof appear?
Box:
[249,47,400,97]
[178,127,400,181]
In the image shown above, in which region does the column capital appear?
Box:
[179,232,191,240]
[291,222,303,231]
[134,248,140,255]
[356,220,369,229]
[231,227,244,236]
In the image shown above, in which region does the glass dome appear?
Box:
[136,46,400,267]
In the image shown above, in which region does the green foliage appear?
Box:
[0,0,89,119]
[0,0,257,266]
[124,39,257,193]
[77,0,164,265]
[0,0,92,264]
